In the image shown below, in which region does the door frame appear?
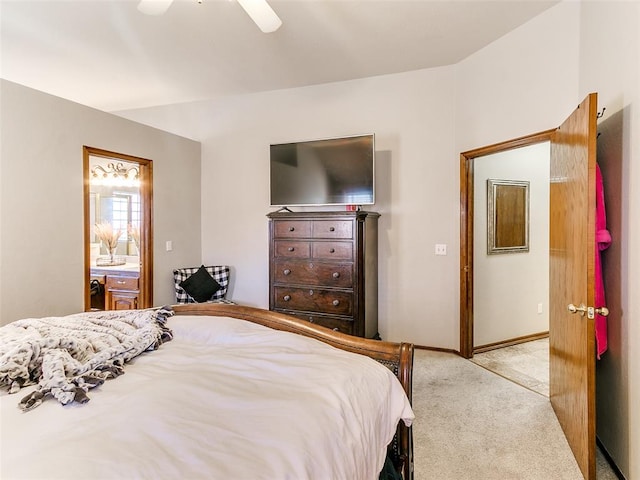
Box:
[83,146,154,310]
[459,129,555,358]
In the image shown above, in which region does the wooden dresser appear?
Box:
[267,210,380,338]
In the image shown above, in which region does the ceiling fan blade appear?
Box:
[237,0,282,33]
[137,0,174,16]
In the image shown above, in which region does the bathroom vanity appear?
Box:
[90,262,140,310]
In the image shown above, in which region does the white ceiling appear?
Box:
[0,0,559,112]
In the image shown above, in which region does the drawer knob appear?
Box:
[333,328,340,332]
[332,272,340,279]
[289,226,295,232]
[288,246,295,252]
[332,299,340,306]
[329,248,335,253]
[329,226,335,232]
[309,290,314,296]
[283,269,291,276]
[309,317,314,323]
[117,281,126,285]
[283,295,291,301]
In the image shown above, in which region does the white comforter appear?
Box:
[1,314,414,480]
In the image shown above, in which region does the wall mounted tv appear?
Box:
[270,134,375,207]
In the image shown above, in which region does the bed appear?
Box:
[0,303,414,480]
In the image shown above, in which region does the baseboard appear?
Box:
[596,436,627,480]
[473,331,549,354]
[414,345,459,355]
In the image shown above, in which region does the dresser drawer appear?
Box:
[274,220,311,238]
[312,220,352,239]
[274,261,353,288]
[273,287,353,315]
[282,311,354,335]
[274,241,310,258]
[106,275,139,291]
[312,241,353,260]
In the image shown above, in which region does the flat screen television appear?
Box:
[270,134,375,207]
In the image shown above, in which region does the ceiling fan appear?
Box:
[137,0,282,33]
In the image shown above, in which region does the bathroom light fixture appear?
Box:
[91,162,140,186]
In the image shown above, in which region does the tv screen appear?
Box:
[270,134,375,207]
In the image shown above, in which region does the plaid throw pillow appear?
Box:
[173,265,230,303]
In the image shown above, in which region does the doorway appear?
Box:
[83,146,153,311]
[460,94,602,479]
[459,129,555,358]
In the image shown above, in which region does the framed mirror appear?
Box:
[487,178,530,254]
[89,178,141,264]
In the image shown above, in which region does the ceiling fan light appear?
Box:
[237,0,282,33]
[137,0,174,16]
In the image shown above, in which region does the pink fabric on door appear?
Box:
[595,164,611,359]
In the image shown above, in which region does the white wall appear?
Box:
[578,2,640,477]
[454,1,581,151]
[473,142,550,346]
[0,80,202,324]
[126,68,459,347]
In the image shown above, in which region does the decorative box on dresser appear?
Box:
[267,210,380,338]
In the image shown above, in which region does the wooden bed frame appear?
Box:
[173,303,414,480]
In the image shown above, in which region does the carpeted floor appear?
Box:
[411,349,618,479]
[470,338,550,397]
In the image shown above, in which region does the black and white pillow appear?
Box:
[173,265,230,303]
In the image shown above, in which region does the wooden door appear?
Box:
[549,93,598,479]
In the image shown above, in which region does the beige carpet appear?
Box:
[411,349,619,479]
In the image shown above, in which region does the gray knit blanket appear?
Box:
[0,306,173,411]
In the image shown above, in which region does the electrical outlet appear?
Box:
[435,244,447,256]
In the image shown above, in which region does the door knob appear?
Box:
[568,303,609,319]
[568,303,587,315]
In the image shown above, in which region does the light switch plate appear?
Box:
[435,244,447,255]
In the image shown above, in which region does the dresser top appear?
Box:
[267,210,380,220]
